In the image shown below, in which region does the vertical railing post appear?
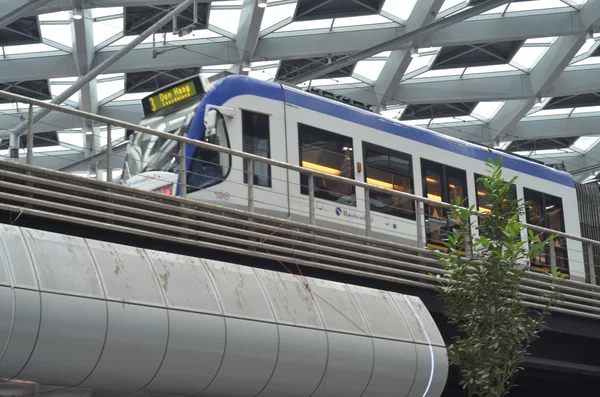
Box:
[26,104,34,164]
[415,200,425,248]
[549,239,557,275]
[106,123,113,182]
[179,140,186,198]
[247,158,254,212]
[364,186,371,237]
[308,173,315,225]
[588,243,597,285]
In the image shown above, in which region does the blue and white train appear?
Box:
[121,74,584,281]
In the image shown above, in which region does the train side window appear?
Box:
[475,174,517,236]
[188,113,231,192]
[421,159,468,250]
[242,110,271,187]
[524,188,568,277]
[363,142,415,220]
[298,123,355,206]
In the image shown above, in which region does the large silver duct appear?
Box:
[0,224,448,397]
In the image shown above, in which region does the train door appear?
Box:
[284,105,363,232]
[223,98,289,219]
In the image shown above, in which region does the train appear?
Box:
[120,73,593,283]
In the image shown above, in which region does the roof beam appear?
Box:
[0,9,593,83]
[336,65,600,106]
[428,113,600,143]
[0,0,54,30]
[373,0,444,107]
[487,0,600,143]
[236,0,265,65]
[283,0,511,85]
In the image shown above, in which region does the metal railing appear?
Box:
[1,89,600,320]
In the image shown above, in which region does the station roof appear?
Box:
[0,0,599,181]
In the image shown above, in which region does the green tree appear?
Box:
[433,157,561,397]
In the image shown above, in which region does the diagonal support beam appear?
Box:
[236,0,266,66]
[373,0,444,107]
[487,0,600,144]
[0,0,54,30]
[283,0,510,85]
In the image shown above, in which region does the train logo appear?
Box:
[214,191,231,201]
[335,207,373,223]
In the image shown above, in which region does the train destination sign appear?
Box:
[141,76,204,116]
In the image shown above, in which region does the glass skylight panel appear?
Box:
[572,105,600,114]
[3,43,60,55]
[430,117,463,124]
[507,0,568,13]
[277,19,333,32]
[215,0,244,6]
[575,39,596,56]
[59,132,84,148]
[414,68,464,79]
[99,128,125,148]
[251,60,280,68]
[464,64,518,75]
[40,25,73,48]
[115,92,152,102]
[249,70,275,81]
[94,18,124,46]
[526,108,572,117]
[38,11,72,22]
[260,2,296,32]
[495,141,511,150]
[92,7,123,19]
[209,8,242,34]
[298,77,362,88]
[510,46,548,70]
[514,148,574,156]
[439,0,467,14]
[404,54,434,75]
[526,37,557,45]
[50,77,77,84]
[381,107,405,120]
[97,79,124,102]
[381,0,417,20]
[401,119,430,126]
[471,102,505,121]
[202,64,233,71]
[333,15,392,28]
[373,51,391,58]
[482,4,509,15]
[569,57,600,66]
[50,84,79,103]
[353,60,386,81]
[572,136,600,151]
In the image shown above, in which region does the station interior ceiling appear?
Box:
[1,0,600,182]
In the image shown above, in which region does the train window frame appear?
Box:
[187,112,231,193]
[420,159,469,250]
[241,109,272,188]
[298,123,356,206]
[524,188,569,277]
[362,141,416,220]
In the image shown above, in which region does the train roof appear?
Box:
[194,74,575,188]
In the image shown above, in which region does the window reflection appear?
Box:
[421,159,468,251]
[298,123,355,205]
[242,110,271,187]
[363,143,415,220]
[524,188,569,278]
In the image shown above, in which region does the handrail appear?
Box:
[0,89,597,249]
